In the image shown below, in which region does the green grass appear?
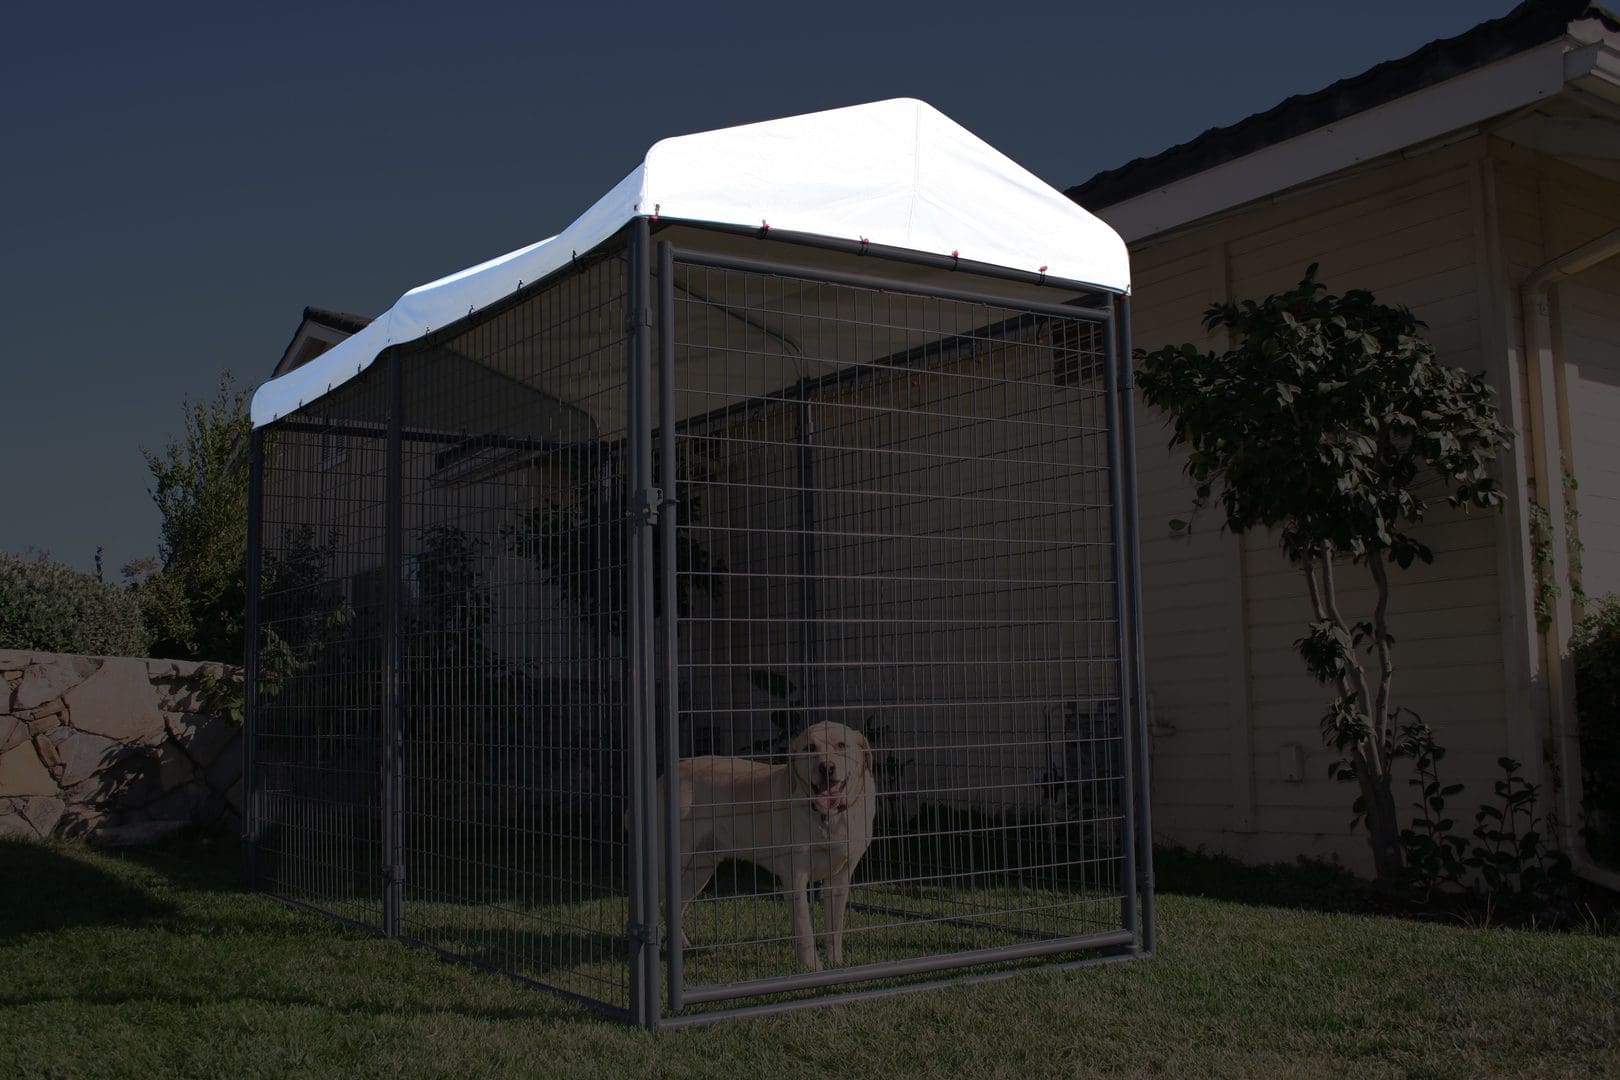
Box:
[3,837,1617,1078]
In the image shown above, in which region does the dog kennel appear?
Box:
[244,98,1152,1027]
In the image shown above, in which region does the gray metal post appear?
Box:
[625,218,661,1028]
[658,240,686,1014]
[1117,294,1156,953]
[242,428,263,888]
[1101,298,1141,941]
[382,350,405,938]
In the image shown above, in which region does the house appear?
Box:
[1067,0,1620,881]
[272,307,372,379]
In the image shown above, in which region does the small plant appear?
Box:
[1392,730,1573,924]
[191,623,331,727]
[1465,757,1573,923]
[1394,722,1465,901]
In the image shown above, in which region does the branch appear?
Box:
[1319,550,1373,705]
[1302,549,1329,622]
[1367,554,1396,753]
[1303,547,1371,711]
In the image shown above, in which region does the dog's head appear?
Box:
[789,721,872,816]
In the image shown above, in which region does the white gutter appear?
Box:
[1519,225,1620,893]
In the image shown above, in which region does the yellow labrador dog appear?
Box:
[661,721,877,971]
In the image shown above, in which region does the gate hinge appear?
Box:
[382,863,406,885]
[626,305,652,332]
[632,487,664,526]
[627,921,660,948]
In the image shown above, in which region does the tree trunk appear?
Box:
[1359,767,1403,884]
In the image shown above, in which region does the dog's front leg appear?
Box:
[787,868,820,971]
[823,864,853,968]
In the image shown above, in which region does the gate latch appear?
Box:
[632,487,664,526]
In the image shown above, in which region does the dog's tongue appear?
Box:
[816,780,845,815]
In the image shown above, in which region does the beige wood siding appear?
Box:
[1128,242,1251,845]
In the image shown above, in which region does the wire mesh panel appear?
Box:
[253,370,390,928]
[250,243,639,1017]
[391,247,636,1012]
[658,251,1133,1015]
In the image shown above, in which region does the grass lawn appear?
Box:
[2,838,1616,1078]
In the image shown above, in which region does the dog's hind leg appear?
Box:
[670,846,719,950]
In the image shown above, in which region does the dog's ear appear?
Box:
[787,724,811,755]
[854,730,873,778]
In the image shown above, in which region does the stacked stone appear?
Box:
[0,650,243,845]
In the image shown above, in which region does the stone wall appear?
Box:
[0,649,242,844]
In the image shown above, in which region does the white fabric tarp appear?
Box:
[251,98,1129,427]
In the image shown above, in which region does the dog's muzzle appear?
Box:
[814,765,846,815]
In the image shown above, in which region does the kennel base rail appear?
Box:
[658,944,1143,1029]
[676,927,1136,1006]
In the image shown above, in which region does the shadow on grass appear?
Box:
[1,833,614,1024]
[0,838,183,939]
[1152,844,1383,917]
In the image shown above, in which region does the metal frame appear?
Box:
[242,428,263,888]
[244,217,1152,1029]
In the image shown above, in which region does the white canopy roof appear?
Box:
[251,98,1129,428]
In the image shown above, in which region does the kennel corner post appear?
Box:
[1101,294,1142,947]
[1115,293,1156,954]
[381,348,406,940]
[657,238,687,1016]
[242,426,264,889]
[625,217,664,1029]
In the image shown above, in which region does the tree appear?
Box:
[135,373,252,663]
[1136,266,1511,883]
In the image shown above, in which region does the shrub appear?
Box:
[1572,594,1620,871]
[0,551,149,656]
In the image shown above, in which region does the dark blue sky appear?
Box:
[2,0,1514,575]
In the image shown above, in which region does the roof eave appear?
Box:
[1096,39,1579,245]
[1567,17,1620,104]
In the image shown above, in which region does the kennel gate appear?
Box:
[245,219,1152,1027]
